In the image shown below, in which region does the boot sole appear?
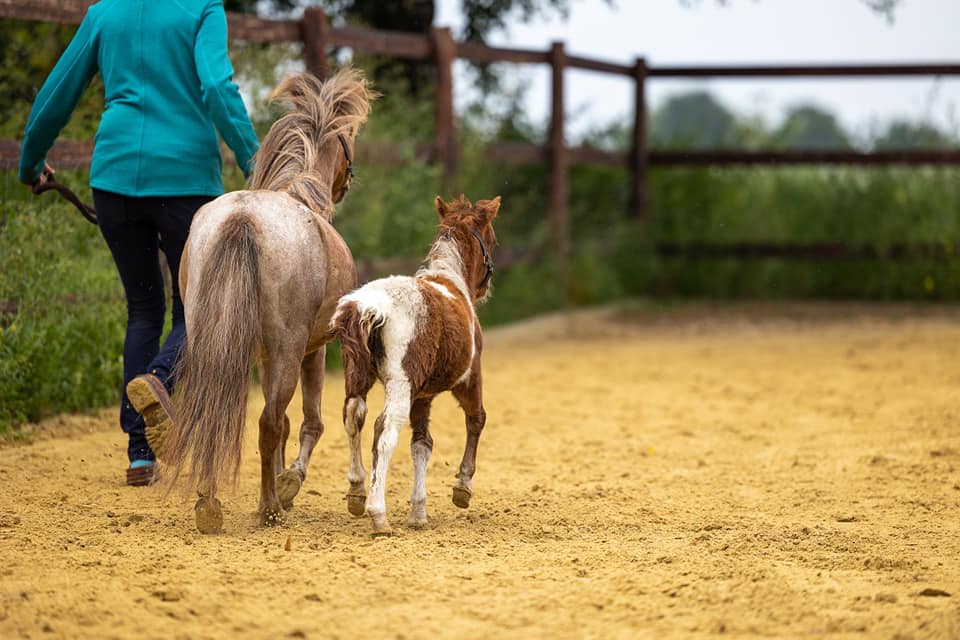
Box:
[126,375,174,462]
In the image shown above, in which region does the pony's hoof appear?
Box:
[276,469,303,510]
[259,508,287,528]
[452,485,472,509]
[194,497,223,534]
[407,502,427,528]
[346,493,367,517]
[370,512,392,537]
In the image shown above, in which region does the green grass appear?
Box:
[0,175,124,431]
[640,166,960,300]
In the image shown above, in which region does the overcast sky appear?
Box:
[433,0,960,142]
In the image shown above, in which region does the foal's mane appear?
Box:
[423,195,474,272]
[249,67,375,216]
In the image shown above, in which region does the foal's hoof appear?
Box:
[452,486,472,509]
[194,497,223,534]
[346,494,367,517]
[276,469,303,510]
[259,507,287,528]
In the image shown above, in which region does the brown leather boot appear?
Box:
[126,373,174,462]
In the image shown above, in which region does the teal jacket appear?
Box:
[19,0,259,197]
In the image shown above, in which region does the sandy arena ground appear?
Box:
[1,303,959,639]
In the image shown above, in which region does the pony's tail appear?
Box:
[331,299,384,387]
[164,216,261,499]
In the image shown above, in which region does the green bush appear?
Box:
[0,183,124,431]
[479,259,565,325]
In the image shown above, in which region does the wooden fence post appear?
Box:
[549,41,570,289]
[431,27,458,193]
[630,57,648,220]
[302,7,329,78]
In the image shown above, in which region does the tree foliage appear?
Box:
[224,0,572,43]
[650,91,739,149]
[874,120,951,150]
[459,0,570,42]
[0,19,103,139]
[224,1,575,93]
[774,105,850,150]
[637,91,952,152]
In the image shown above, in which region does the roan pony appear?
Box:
[158,68,375,533]
[328,194,500,535]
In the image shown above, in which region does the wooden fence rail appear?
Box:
[3,0,960,273]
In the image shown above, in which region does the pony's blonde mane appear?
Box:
[249,67,375,216]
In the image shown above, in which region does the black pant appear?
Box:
[93,189,213,462]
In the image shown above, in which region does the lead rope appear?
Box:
[32,176,98,225]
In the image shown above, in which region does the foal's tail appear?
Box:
[165,215,261,498]
[330,298,384,386]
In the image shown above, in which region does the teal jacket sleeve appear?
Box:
[194,0,260,179]
[18,10,99,185]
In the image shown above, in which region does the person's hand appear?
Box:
[32,163,55,193]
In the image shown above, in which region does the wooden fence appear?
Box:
[3,0,960,273]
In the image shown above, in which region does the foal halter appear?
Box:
[337,133,354,192]
[470,228,495,292]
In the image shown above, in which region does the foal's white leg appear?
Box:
[409,441,431,526]
[366,379,410,536]
[343,396,368,516]
[407,397,434,528]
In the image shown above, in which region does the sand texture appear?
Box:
[1,303,958,639]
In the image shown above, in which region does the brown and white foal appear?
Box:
[331,195,500,535]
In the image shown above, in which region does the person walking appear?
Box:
[19,0,260,486]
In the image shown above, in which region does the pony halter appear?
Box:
[338,133,354,192]
[470,228,495,292]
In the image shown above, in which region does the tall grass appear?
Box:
[640,166,960,300]
[0,174,123,429]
